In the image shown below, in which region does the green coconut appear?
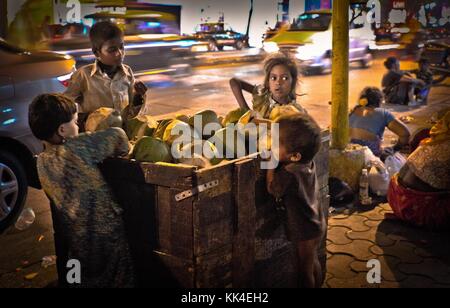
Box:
[222,108,248,126]
[131,136,173,163]
[162,119,200,146]
[209,126,247,159]
[153,119,173,140]
[175,114,190,123]
[85,107,123,132]
[126,114,158,140]
[188,110,222,139]
[178,140,223,166]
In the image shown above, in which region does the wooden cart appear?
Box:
[99,131,330,288]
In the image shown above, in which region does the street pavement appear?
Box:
[324,83,450,288]
[0,57,449,288]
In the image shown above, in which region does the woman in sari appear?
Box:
[388,111,450,230]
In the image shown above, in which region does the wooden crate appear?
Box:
[100,131,330,288]
[100,156,257,287]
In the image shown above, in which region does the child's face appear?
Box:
[273,128,301,164]
[268,65,293,103]
[58,113,79,139]
[97,37,125,67]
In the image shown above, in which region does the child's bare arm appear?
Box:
[297,238,320,288]
[266,167,291,199]
[266,169,275,195]
[229,78,255,110]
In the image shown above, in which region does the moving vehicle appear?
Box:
[263,10,373,75]
[0,38,75,232]
[192,22,249,52]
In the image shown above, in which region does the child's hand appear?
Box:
[266,169,275,194]
[134,81,148,96]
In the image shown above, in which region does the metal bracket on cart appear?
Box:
[175,180,219,202]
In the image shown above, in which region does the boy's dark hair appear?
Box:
[29,93,77,141]
[263,53,299,100]
[277,113,321,163]
[359,86,384,108]
[384,57,398,70]
[89,21,124,54]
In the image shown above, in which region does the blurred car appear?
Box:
[193,22,249,52]
[51,35,197,78]
[263,10,373,75]
[420,39,450,84]
[0,38,75,232]
[374,23,402,43]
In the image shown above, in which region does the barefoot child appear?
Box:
[29,93,135,287]
[230,54,306,119]
[266,113,325,288]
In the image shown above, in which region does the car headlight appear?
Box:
[191,44,209,52]
[296,46,318,61]
[263,42,279,53]
[295,32,331,61]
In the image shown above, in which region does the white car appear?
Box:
[263,10,374,75]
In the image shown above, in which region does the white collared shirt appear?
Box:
[65,61,142,114]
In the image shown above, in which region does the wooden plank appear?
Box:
[153,245,233,288]
[192,162,235,255]
[232,159,256,288]
[155,187,172,253]
[156,186,194,259]
[140,162,196,189]
[193,193,233,256]
[153,251,195,288]
[195,163,233,199]
[195,245,233,288]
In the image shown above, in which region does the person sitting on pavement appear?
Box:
[349,87,410,158]
[387,110,450,230]
[229,53,307,119]
[382,57,426,106]
[411,58,434,104]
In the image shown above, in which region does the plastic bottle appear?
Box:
[14,208,36,231]
[359,169,371,205]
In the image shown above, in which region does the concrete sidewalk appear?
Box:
[325,81,450,288]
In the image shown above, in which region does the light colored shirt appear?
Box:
[349,108,395,139]
[252,85,306,119]
[65,61,144,114]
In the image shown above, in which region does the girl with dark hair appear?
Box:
[349,87,410,157]
[229,53,306,118]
